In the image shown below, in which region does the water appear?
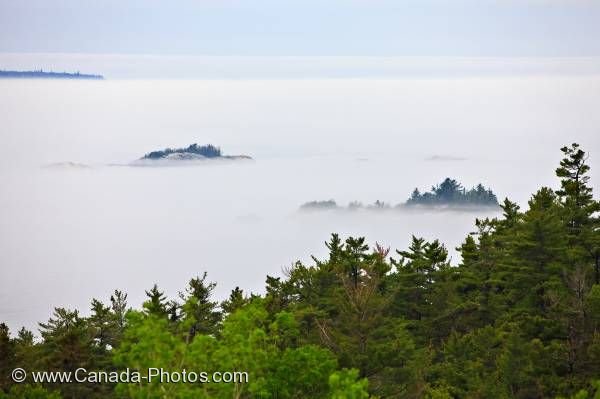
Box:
[1,76,599,332]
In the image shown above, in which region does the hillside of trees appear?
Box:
[1,143,600,398]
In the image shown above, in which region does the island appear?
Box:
[132,143,252,166]
[299,177,499,212]
[404,178,498,208]
[300,200,339,210]
[0,69,104,80]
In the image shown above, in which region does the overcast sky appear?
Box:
[1,0,600,56]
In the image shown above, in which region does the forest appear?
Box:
[1,143,600,398]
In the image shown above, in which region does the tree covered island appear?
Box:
[405,178,498,208]
[0,69,104,79]
[300,200,339,210]
[135,143,252,165]
[300,178,499,211]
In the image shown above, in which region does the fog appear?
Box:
[1,76,599,332]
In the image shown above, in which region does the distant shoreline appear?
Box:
[0,70,104,80]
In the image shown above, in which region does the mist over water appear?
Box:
[1,76,599,332]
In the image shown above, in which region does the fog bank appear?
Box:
[1,77,599,332]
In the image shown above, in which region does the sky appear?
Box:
[1,0,600,56]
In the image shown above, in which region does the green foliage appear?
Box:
[0,384,61,399]
[328,369,369,399]
[557,380,600,399]
[113,311,189,398]
[278,234,420,397]
[113,299,354,398]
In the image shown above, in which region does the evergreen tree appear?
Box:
[142,284,168,317]
[0,323,15,392]
[556,143,600,284]
[37,309,97,399]
[179,273,222,339]
[109,290,128,332]
[221,287,248,315]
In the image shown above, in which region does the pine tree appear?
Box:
[555,143,600,283]
[507,187,568,314]
[142,284,168,317]
[391,236,449,324]
[221,287,248,315]
[0,323,15,391]
[89,299,113,351]
[109,290,128,331]
[180,273,222,339]
[38,308,97,399]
